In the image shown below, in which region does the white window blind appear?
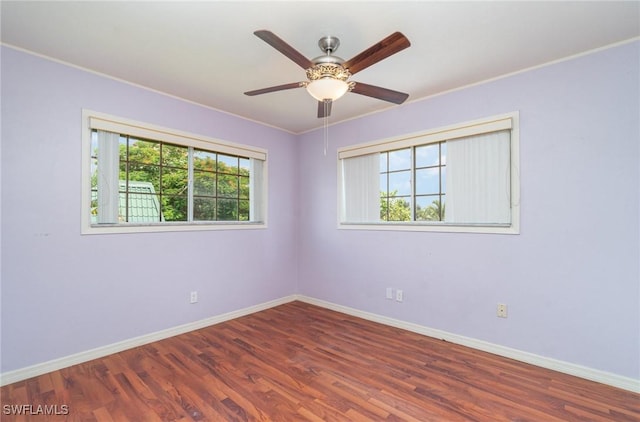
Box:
[340,153,380,223]
[250,159,265,222]
[96,130,120,224]
[445,130,511,224]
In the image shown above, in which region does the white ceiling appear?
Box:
[2,1,638,134]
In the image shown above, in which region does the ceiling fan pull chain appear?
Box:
[323,100,330,156]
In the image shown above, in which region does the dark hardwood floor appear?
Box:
[1,301,638,421]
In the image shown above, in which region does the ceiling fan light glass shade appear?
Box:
[306,78,349,101]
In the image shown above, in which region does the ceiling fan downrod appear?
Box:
[318,36,340,55]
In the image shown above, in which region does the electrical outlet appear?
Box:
[497,303,507,318]
[190,291,198,304]
[386,287,393,299]
[396,289,403,302]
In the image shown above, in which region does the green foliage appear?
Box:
[380,191,411,221]
[380,191,445,222]
[416,199,445,221]
[116,139,250,222]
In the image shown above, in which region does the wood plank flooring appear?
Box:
[1,301,639,421]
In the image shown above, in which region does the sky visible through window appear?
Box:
[380,145,447,195]
[379,142,447,221]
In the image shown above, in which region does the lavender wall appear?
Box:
[0,47,299,372]
[2,41,638,382]
[297,41,640,380]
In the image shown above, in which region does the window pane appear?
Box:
[162,195,188,221]
[218,154,238,173]
[118,136,127,162]
[217,199,238,220]
[119,161,127,187]
[239,176,250,199]
[415,167,440,195]
[128,139,160,164]
[441,142,447,165]
[416,144,439,168]
[162,144,188,168]
[416,196,443,221]
[379,173,388,195]
[194,197,216,221]
[239,200,250,221]
[379,152,388,172]
[388,148,411,171]
[218,174,238,198]
[194,170,216,196]
[91,130,98,155]
[127,163,160,192]
[124,187,162,223]
[388,170,411,196]
[194,150,216,171]
[162,167,188,195]
[385,197,411,221]
[239,158,250,174]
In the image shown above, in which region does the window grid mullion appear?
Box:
[385,153,390,221]
[438,141,444,221]
[215,155,219,220]
[187,147,194,222]
[411,147,416,221]
[159,143,163,223]
[125,136,130,223]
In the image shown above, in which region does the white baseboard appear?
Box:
[3,294,638,394]
[296,295,640,393]
[0,295,298,387]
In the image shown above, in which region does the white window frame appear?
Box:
[81,110,268,234]
[337,112,520,234]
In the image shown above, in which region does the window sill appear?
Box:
[82,221,267,235]
[338,222,519,235]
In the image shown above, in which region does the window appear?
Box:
[339,112,519,234]
[82,110,267,234]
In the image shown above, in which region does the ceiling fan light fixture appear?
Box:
[306,78,350,101]
[305,63,354,102]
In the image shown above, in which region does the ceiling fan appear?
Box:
[244,30,411,118]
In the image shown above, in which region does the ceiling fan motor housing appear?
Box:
[307,36,354,90]
[318,36,340,54]
[312,35,347,65]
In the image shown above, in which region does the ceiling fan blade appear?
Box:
[343,32,410,75]
[254,30,314,69]
[317,100,332,118]
[351,82,409,104]
[244,82,303,96]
